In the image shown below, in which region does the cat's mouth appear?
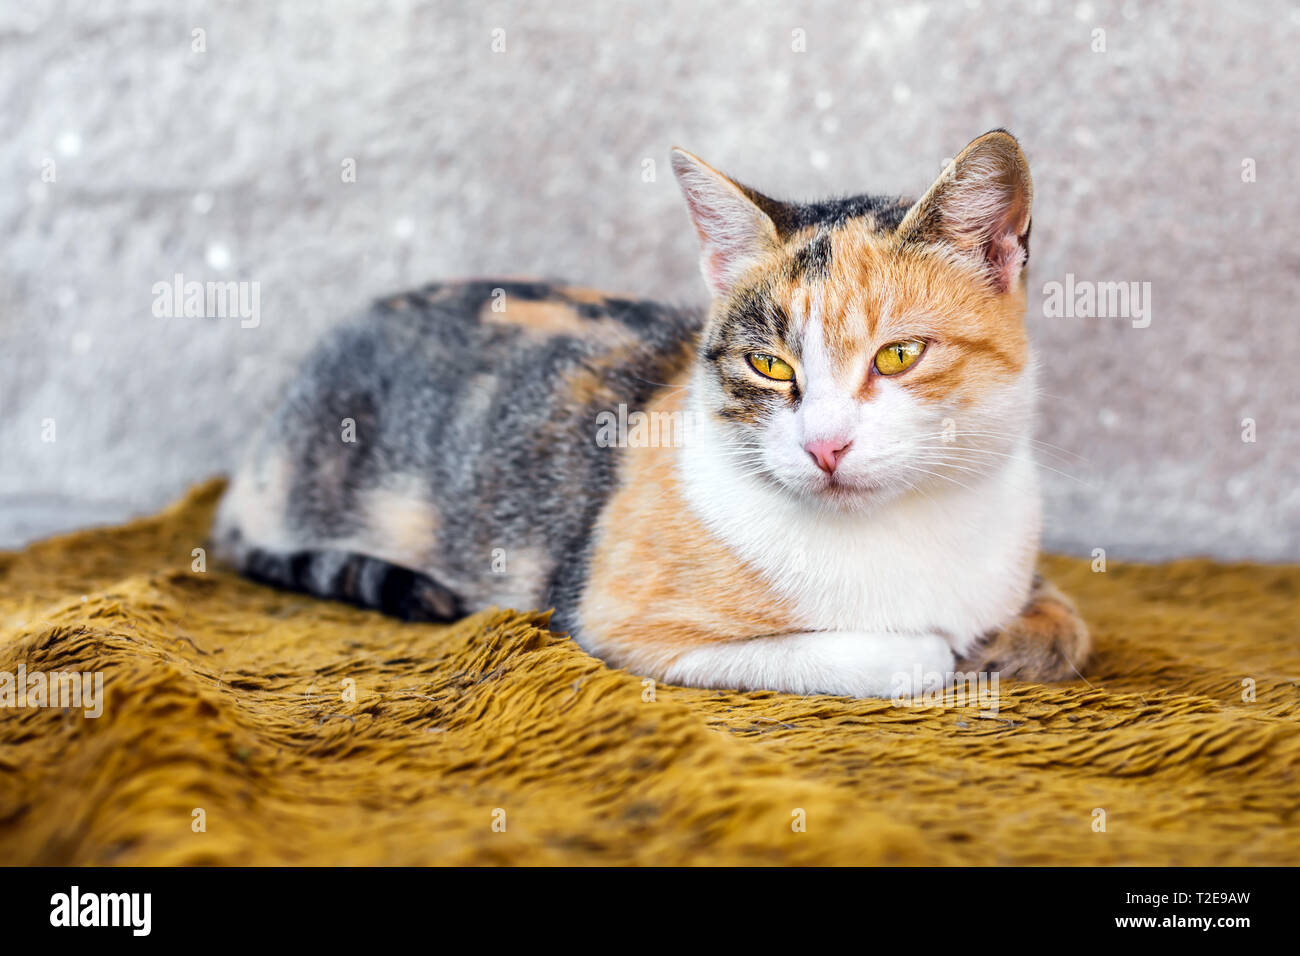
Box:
[760,464,889,507]
[808,471,885,503]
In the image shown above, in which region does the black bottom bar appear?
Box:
[1,865,1284,941]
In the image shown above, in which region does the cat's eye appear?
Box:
[873,340,926,376]
[748,353,795,382]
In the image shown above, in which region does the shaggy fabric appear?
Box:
[1,480,1296,866]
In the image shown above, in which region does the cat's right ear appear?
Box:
[671,148,780,299]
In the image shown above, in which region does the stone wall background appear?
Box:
[2,0,1297,558]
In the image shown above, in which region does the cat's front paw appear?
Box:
[877,632,955,700]
[802,631,955,699]
[660,629,955,699]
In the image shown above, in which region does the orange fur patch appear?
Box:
[558,285,620,306]
[579,378,802,675]
[353,484,441,567]
[480,298,606,336]
[759,224,1029,408]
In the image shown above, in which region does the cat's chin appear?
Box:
[786,474,901,511]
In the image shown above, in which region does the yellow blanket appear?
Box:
[1,480,1296,865]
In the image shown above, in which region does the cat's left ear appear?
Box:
[897,130,1033,293]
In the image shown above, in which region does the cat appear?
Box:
[211,129,1090,698]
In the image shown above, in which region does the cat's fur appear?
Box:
[212,130,1090,698]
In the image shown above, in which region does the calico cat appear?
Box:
[212,129,1090,698]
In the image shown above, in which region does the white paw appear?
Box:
[880,632,956,700]
[663,630,956,699]
[819,631,955,699]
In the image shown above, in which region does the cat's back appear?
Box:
[213,278,703,619]
[300,278,700,381]
[276,278,704,446]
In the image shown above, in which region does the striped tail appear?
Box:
[240,547,465,622]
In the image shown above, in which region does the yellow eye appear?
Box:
[748,352,796,381]
[874,340,926,375]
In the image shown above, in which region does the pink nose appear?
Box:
[805,438,852,475]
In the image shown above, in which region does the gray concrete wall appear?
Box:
[2,0,1297,559]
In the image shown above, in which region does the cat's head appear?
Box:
[672,130,1035,510]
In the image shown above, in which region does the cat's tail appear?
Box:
[232,544,465,622]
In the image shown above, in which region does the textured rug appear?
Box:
[1,479,1296,865]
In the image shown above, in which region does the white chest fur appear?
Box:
[678,402,1041,656]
